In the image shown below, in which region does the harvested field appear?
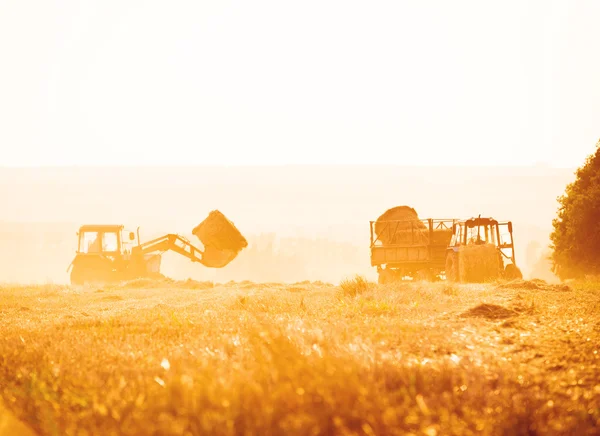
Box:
[0,278,599,435]
[460,303,518,320]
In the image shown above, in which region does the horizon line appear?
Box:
[0,163,577,170]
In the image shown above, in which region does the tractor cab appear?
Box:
[76,225,136,256]
[70,224,146,285]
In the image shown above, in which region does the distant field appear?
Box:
[0,277,598,435]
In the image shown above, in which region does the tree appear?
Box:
[550,139,600,279]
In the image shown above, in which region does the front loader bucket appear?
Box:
[193,210,248,268]
[201,246,238,268]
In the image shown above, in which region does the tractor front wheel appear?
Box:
[70,264,100,286]
[70,260,115,286]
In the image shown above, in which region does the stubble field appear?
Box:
[0,277,599,435]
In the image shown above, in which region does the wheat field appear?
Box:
[0,277,598,435]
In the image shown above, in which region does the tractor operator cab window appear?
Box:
[79,231,119,253]
[103,232,119,252]
[80,231,100,253]
[466,225,490,245]
[452,224,463,245]
[498,224,512,246]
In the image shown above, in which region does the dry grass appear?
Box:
[0,279,599,435]
[338,275,372,297]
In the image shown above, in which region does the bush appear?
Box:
[550,139,600,279]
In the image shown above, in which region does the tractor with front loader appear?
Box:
[67,210,247,286]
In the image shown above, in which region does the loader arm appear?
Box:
[134,234,206,265]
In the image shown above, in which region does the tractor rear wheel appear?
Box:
[70,265,104,286]
[70,265,86,286]
[504,264,523,280]
[70,256,115,286]
[445,252,458,282]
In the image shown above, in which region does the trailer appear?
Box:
[370,217,457,283]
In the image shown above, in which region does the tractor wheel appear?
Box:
[504,264,523,280]
[70,265,103,286]
[378,268,399,285]
[70,265,86,286]
[378,269,389,285]
[70,260,114,286]
[445,252,458,282]
[415,268,436,282]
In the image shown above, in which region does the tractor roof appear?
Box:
[79,224,124,232]
[463,217,499,227]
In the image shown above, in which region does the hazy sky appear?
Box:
[1,1,599,167]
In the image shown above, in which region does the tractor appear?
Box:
[444,216,522,283]
[67,210,247,286]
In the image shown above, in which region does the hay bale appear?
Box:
[458,243,500,283]
[193,210,248,253]
[374,206,426,244]
[430,228,453,246]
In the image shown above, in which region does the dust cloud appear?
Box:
[0,166,573,284]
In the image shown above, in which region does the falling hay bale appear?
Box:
[192,210,248,268]
[193,210,247,252]
[458,243,500,283]
[374,206,426,245]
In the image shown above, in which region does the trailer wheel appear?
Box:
[415,269,436,282]
[378,268,397,285]
[378,269,388,284]
[445,252,458,282]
